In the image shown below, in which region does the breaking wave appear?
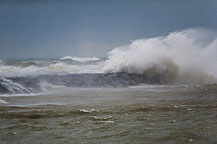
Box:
[0,28,217,95]
[0,73,160,94]
[60,56,100,62]
[103,28,217,84]
[0,78,32,94]
[0,59,103,77]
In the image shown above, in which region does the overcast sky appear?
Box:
[0,0,217,59]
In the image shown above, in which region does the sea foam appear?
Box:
[60,56,100,62]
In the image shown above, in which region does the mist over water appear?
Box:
[0,28,217,96]
[103,28,217,84]
[1,28,217,144]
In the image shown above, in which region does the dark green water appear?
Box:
[0,85,217,144]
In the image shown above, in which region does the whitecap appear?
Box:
[0,99,7,104]
[60,56,100,62]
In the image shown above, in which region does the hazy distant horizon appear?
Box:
[1,0,217,59]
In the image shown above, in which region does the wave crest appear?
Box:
[60,56,100,62]
[103,28,217,84]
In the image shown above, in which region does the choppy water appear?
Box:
[1,29,217,143]
[0,84,217,144]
